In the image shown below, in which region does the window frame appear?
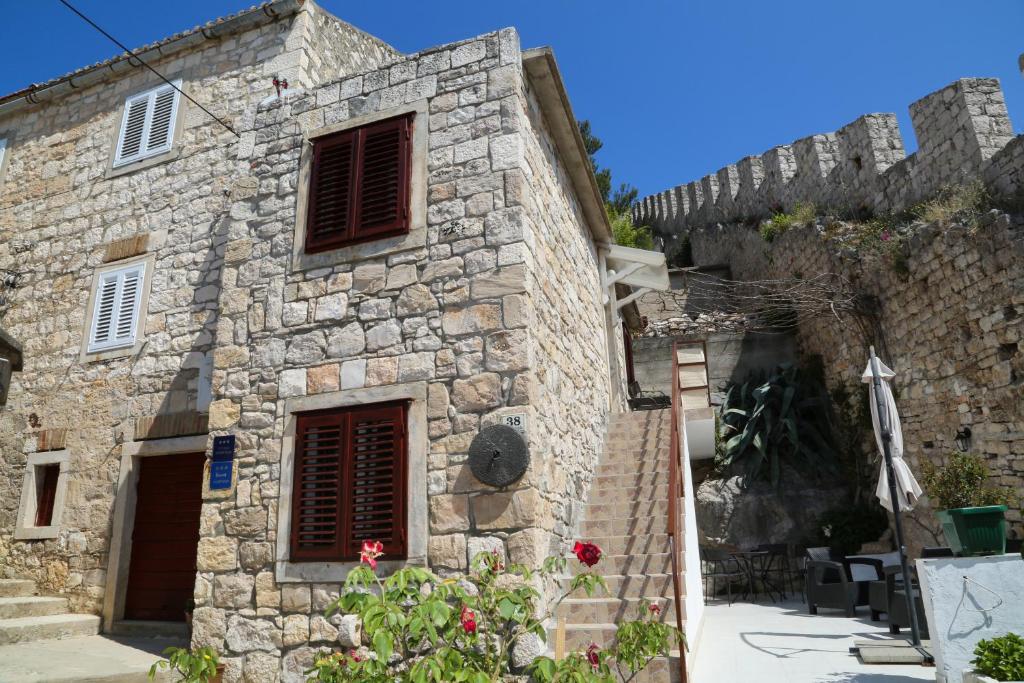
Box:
[305,112,414,254]
[275,383,429,582]
[290,401,409,563]
[112,80,183,168]
[15,450,70,541]
[81,253,155,363]
[87,261,146,354]
[291,101,429,273]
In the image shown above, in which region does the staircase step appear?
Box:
[581,515,669,536]
[562,573,676,599]
[579,534,670,556]
[585,500,666,519]
[559,623,685,652]
[557,596,675,623]
[0,597,69,619]
[596,460,670,476]
[0,580,36,598]
[0,614,101,645]
[573,552,676,575]
[588,484,670,503]
[593,472,671,489]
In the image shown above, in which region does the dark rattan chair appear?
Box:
[805,547,883,616]
[700,545,745,606]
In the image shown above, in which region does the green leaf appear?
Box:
[373,629,393,661]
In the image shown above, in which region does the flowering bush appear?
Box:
[148,646,221,682]
[307,540,684,682]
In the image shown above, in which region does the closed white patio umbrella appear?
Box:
[860,357,923,512]
[862,347,926,651]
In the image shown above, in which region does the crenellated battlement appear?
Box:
[635,78,1020,239]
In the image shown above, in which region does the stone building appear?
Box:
[0,2,665,679]
[634,74,1024,553]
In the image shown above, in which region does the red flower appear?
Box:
[881,230,891,242]
[572,541,602,567]
[586,642,601,671]
[360,540,384,570]
[648,603,662,615]
[460,605,477,634]
[349,650,361,663]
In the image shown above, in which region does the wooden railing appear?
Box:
[667,341,689,683]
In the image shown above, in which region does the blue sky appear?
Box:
[2,1,1022,198]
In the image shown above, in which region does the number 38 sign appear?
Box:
[501,413,527,436]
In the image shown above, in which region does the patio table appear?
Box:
[730,550,783,602]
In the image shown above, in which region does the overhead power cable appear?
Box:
[56,0,240,137]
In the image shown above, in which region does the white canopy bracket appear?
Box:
[616,287,650,311]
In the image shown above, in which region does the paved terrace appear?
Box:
[691,600,936,683]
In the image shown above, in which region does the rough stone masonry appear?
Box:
[636,75,1024,554]
[0,3,628,681]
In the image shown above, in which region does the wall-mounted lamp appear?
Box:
[955,426,972,453]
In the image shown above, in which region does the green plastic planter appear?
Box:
[936,505,1008,556]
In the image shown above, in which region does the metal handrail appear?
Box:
[667,341,689,683]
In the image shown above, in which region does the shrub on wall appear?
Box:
[920,452,1016,510]
[717,363,838,487]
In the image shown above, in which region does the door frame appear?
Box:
[103,434,207,632]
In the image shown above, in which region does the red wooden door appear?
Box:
[124,452,204,621]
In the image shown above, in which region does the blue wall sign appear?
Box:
[210,435,235,490]
[209,460,233,490]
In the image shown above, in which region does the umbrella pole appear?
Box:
[869,347,925,651]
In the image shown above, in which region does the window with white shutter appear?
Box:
[0,138,7,173]
[87,262,146,352]
[113,81,182,167]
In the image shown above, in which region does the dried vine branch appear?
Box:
[638,269,859,336]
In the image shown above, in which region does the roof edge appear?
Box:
[521,46,612,243]
[0,0,304,118]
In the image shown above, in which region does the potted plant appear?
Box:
[964,633,1024,682]
[149,646,223,683]
[921,453,1014,556]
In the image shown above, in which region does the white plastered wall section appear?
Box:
[273,381,429,582]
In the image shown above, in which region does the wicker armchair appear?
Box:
[805,547,884,617]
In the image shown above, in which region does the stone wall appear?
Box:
[0,3,394,616]
[191,28,615,680]
[635,73,1024,555]
[520,74,613,554]
[689,213,1024,552]
[635,78,1019,247]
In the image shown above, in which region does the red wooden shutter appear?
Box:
[303,114,412,253]
[35,464,60,527]
[291,413,345,560]
[343,403,408,559]
[305,130,357,253]
[291,402,408,562]
[353,114,412,239]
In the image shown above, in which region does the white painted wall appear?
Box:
[918,554,1024,683]
[681,409,706,658]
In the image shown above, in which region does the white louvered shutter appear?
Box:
[88,263,146,352]
[113,81,181,167]
[0,138,7,173]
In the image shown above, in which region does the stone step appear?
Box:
[607,409,669,424]
[602,435,670,448]
[559,622,684,655]
[0,614,102,645]
[0,596,69,619]
[562,573,676,599]
[579,534,671,556]
[595,459,670,476]
[588,483,670,503]
[0,580,36,598]
[581,514,669,536]
[593,472,671,489]
[572,552,676,575]
[585,499,667,519]
[556,596,675,623]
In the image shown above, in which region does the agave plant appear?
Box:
[717,364,838,487]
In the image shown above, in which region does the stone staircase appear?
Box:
[0,578,100,645]
[557,409,684,682]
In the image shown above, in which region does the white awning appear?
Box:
[598,243,670,317]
